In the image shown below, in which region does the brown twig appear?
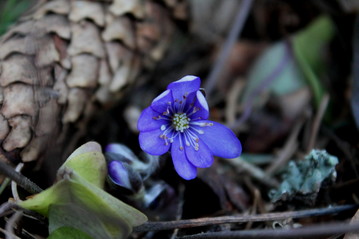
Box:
[134,204,358,232]
[170,184,185,239]
[5,211,22,239]
[204,0,253,97]
[177,221,359,239]
[224,157,279,188]
[306,94,329,152]
[0,202,46,224]
[226,79,245,126]
[0,202,16,218]
[0,228,20,239]
[244,186,261,230]
[265,112,307,175]
[233,40,293,128]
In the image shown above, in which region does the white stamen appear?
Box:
[191,122,213,127]
[179,135,184,150]
[189,126,204,134]
[182,129,201,151]
[154,92,209,152]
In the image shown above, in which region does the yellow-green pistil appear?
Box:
[172,113,190,132]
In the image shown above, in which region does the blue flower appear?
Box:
[107,160,133,190]
[105,143,157,192]
[137,75,242,180]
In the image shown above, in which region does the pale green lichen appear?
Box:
[269,149,338,205]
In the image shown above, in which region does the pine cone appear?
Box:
[0,0,188,164]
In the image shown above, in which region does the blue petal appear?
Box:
[190,91,209,120]
[108,160,131,189]
[137,107,167,132]
[139,128,170,155]
[105,143,138,162]
[105,143,122,153]
[196,120,242,158]
[167,75,201,101]
[185,138,213,168]
[171,136,197,180]
[151,89,173,114]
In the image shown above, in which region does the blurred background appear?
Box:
[1,0,359,238]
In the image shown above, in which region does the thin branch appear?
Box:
[170,184,185,239]
[226,80,245,126]
[306,93,329,152]
[177,221,359,239]
[232,40,294,129]
[134,204,358,232]
[0,202,46,223]
[224,157,279,188]
[5,211,22,239]
[204,0,253,97]
[0,202,17,217]
[265,112,307,175]
[0,154,42,195]
[0,228,20,239]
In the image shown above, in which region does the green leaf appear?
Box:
[292,15,335,106]
[18,178,66,216]
[241,15,334,109]
[48,226,93,239]
[60,141,107,188]
[48,204,124,239]
[19,142,147,239]
[241,40,306,107]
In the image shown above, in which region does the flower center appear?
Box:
[172,113,190,132]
